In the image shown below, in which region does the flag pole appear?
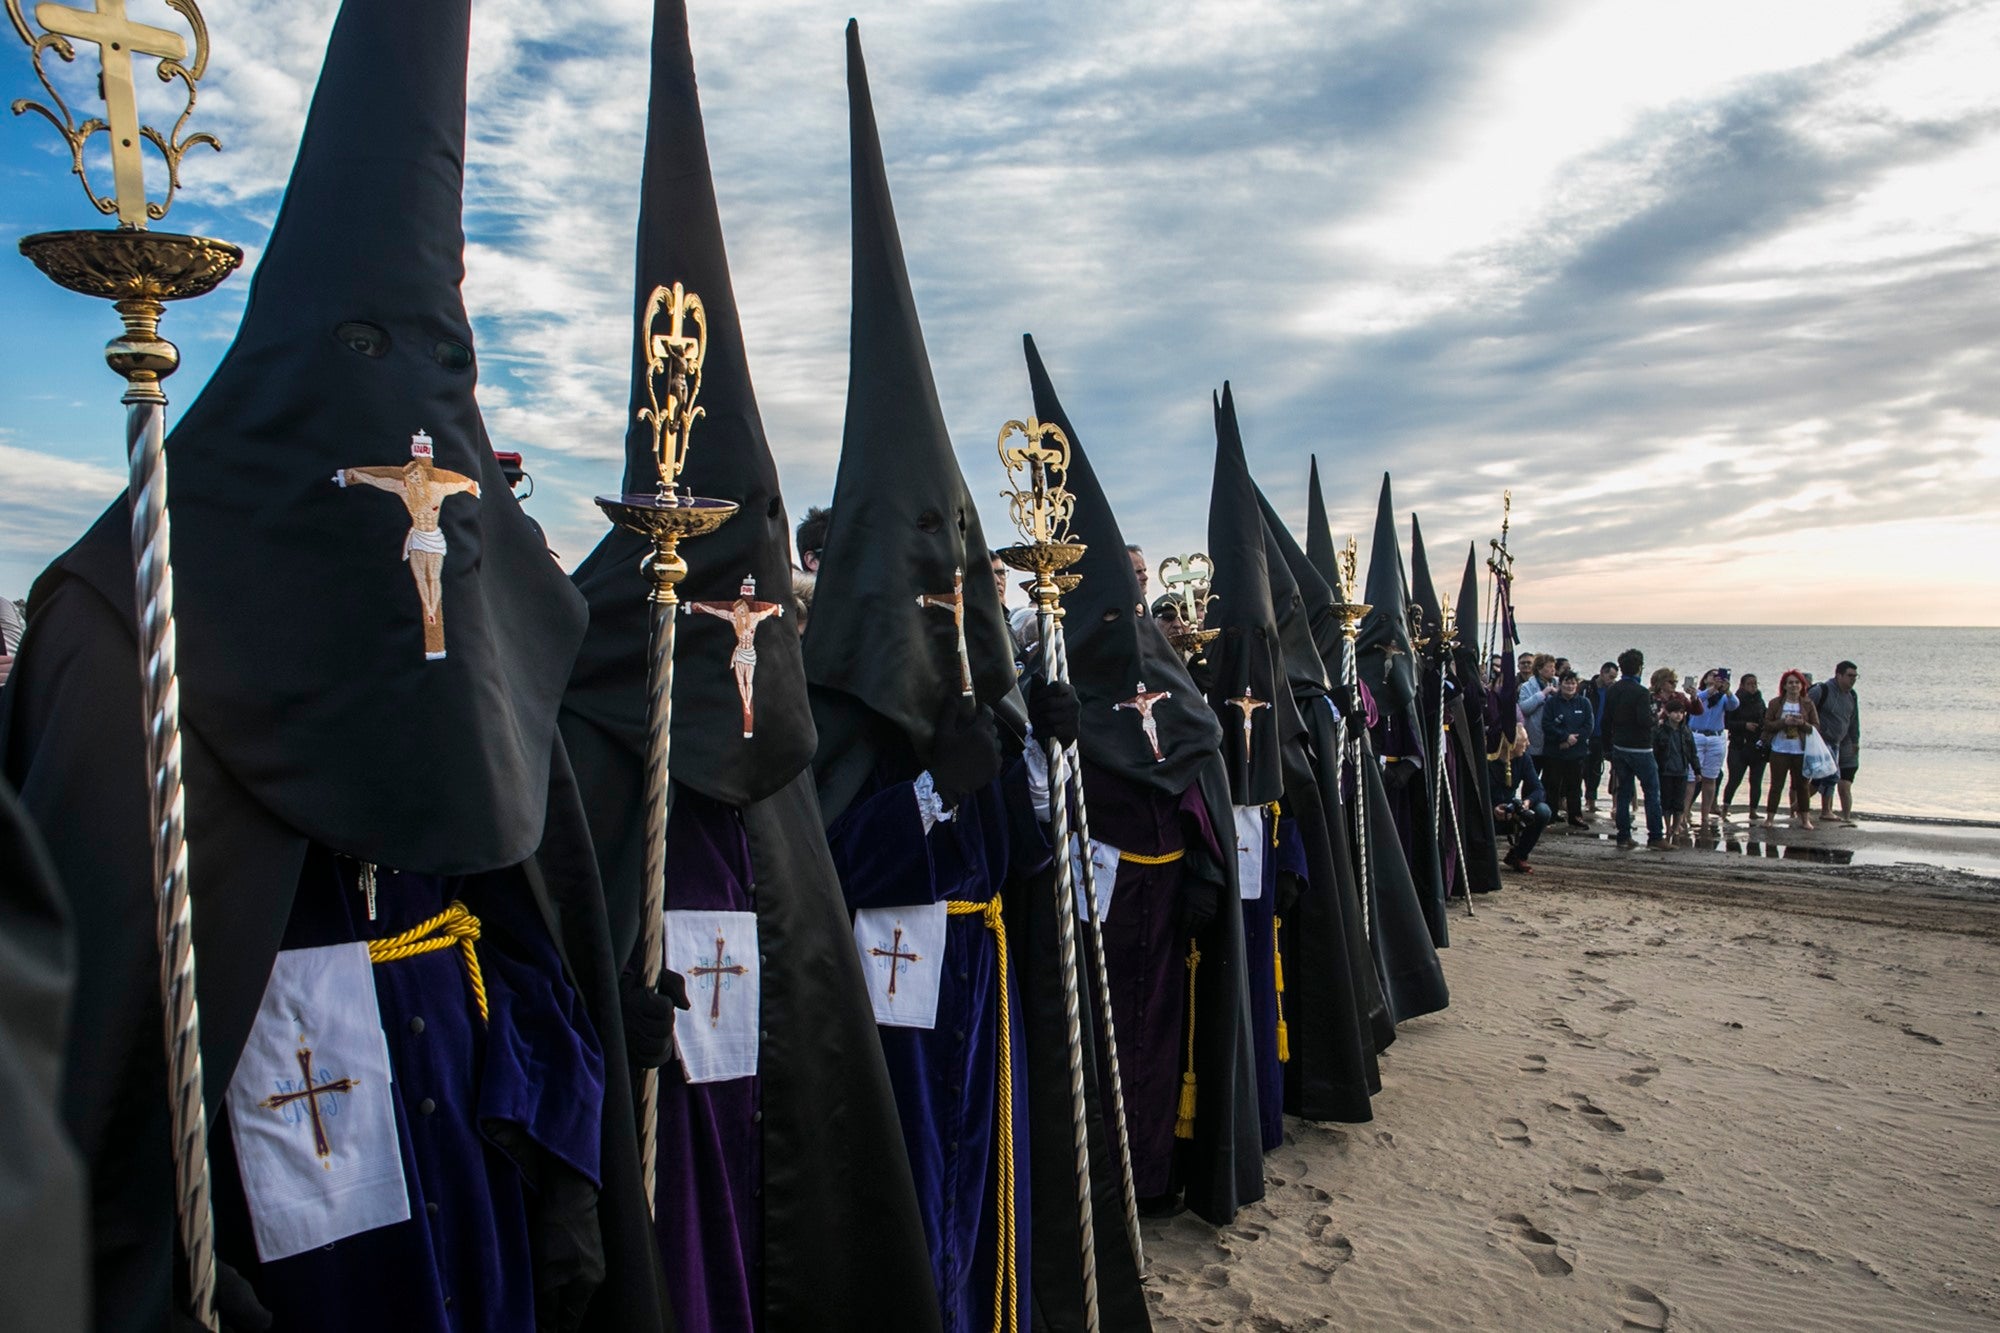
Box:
[595,283,737,1213]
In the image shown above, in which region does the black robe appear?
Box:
[0,522,666,1333]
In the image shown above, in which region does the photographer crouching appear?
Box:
[1490,727,1553,874]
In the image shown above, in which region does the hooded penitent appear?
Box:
[1254,487,1395,1060]
[1356,476,1447,948]
[802,25,1018,825]
[1205,386,1287,808]
[1204,385,1296,1151]
[1453,543,1504,894]
[1300,462,1449,1024]
[557,4,934,1329]
[806,26,1145,1333]
[0,2,663,1330]
[1025,335,1262,1223]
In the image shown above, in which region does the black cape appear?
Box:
[1022,335,1262,1223]
[1301,463,1447,1023]
[0,778,85,1333]
[1452,545,1503,893]
[0,0,663,1325]
[556,4,935,1327]
[0,526,664,1333]
[1203,386,1286,808]
[807,24,1145,1329]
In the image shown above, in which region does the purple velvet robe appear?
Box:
[216,850,605,1333]
[1077,763,1223,1198]
[653,793,763,1331]
[1240,809,1306,1153]
[826,759,1045,1333]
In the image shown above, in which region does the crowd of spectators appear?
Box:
[1492,646,1861,859]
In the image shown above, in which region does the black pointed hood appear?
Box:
[1455,542,1484,687]
[145,0,583,872]
[1306,454,1340,591]
[1356,474,1416,711]
[564,0,814,809]
[805,22,1017,819]
[1254,485,1336,699]
[1025,336,1220,792]
[1205,385,1286,805]
[1409,513,1443,653]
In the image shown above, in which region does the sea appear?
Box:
[1514,625,1999,824]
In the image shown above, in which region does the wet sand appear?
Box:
[1144,826,2000,1331]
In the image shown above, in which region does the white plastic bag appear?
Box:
[1802,728,1839,781]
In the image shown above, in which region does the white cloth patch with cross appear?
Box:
[666,910,760,1083]
[853,903,947,1030]
[225,943,408,1261]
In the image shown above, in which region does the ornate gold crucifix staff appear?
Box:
[10,3,240,1324]
[994,416,1123,1330]
[595,282,737,1214]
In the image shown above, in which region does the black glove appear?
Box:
[1025,676,1080,748]
[1329,684,1361,724]
[531,1164,606,1333]
[928,698,1002,807]
[622,966,690,1070]
[1178,869,1220,939]
[1184,652,1216,696]
[173,1261,272,1333]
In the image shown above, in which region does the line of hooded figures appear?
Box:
[0,5,1524,1333]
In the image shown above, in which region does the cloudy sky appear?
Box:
[2,0,1996,624]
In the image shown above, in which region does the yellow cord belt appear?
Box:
[1117,847,1184,866]
[946,897,1018,1333]
[1272,915,1290,1064]
[367,901,487,1024]
[1175,941,1200,1140]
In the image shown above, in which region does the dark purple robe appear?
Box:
[653,793,763,1331]
[1076,764,1223,1198]
[826,758,1045,1333]
[1240,809,1306,1153]
[214,851,605,1333]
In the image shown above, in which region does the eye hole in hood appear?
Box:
[335,321,390,358]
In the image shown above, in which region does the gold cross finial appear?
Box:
[1158,553,1215,626]
[636,282,708,500]
[997,416,1074,547]
[9,0,219,226]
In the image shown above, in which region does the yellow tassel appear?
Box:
[1177,940,1201,1139]
[1266,800,1282,847]
[1273,916,1289,1065]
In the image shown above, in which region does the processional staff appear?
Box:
[1157,553,1220,660]
[994,418,1127,1332]
[1332,539,1374,944]
[594,282,737,1213]
[1435,592,1474,919]
[11,2,242,1323]
[1482,489,1515,679]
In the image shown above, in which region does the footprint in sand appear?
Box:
[1603,998,1637,1014]
[1551,1092,1626,1133]
[1618,1065,1660,1087]
[1489,1213,1574,1276]
[1495,1117,1533,1147]
[1605,1167,1666,1201]
[1288,1234,1355,1284]
[1520,1053,1549,1074]
[1620,1283,1671,1329]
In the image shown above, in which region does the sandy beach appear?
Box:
[1144,825,2000,1331]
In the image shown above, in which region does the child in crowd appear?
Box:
[1653,693,1697,842]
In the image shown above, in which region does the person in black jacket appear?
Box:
[1539,671,1595,828]
[1603,648,1665,849]
[1653,694,1698,842]
[1722,674,1768,817]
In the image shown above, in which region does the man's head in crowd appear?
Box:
[1618,648,1644,678]
[795,504,831,573]
[1599,661,1619,687]
[991,552,1010,606]
[1127,545,1148,605]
